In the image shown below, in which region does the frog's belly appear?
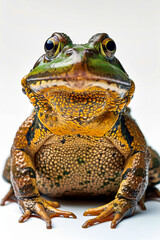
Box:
[35,134,125,197]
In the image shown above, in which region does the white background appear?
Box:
[0,0,160,239]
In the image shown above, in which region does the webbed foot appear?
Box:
[82,198,136,229]
[18,196,77,229]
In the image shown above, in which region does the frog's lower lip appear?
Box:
[27,77,131,93]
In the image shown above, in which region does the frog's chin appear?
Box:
[53,105,108,124]
[48,90,109,121]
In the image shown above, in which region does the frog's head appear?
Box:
[22,32,135,123]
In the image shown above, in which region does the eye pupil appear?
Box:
[45,40,54,50]
[106,40,116,52]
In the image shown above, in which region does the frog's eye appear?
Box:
[44,36,61,58]
[100,38,116,60]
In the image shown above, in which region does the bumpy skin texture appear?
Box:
[2,32,160,229]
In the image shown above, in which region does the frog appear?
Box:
[1,32,160,230]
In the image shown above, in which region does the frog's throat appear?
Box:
[21,76,135,122]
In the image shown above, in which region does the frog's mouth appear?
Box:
[24,77,134,121]
[29,79,132,120]
[27,77,131,95]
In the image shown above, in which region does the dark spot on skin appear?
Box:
[57,175,63,180]
[55,182,60,187]
[108,177,116,182]
[26,112,48,146]
[113,203,118,207]
[61,138,66,144]
[25,167,36,179]
[135,168,146,178]
[63,170,70,176]
[122,167,146,180]
[121,115,134,148]
[84,181,90,184]
[77,157,85,165]
[15,167,36,179]
[103,182,109,186]
[123,186,138,198]
[19,184,35,196]
[79,182,84,185]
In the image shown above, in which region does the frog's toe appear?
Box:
[1,187,16,206]
[19,203,52,229]
[48,208,77,219]
[82,198,136,229]
[19,198,53,229]
[19,210,32,223]
[43,199,60,208]
[43,202,77,219]
[138,195,146,210]
[18,196,76,229]
[42,198,76,219]
[83,203,109,216]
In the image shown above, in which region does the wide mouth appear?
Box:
[27,77,131,97]
[27,76,131,86]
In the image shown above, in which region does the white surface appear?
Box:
[0,0,160,240]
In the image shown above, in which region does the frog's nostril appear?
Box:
[83,49,97,58]
[65,48,78,57]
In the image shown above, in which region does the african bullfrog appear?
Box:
[1,32,160,229]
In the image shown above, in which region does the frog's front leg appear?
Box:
[9,111,76,229]
[83,114,150,228]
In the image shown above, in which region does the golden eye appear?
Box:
[44,36,61,58]
[100,38,116,59]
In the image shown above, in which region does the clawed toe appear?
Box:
[19,210,31,223]
[1,187,16,206]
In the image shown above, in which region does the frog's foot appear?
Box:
[82,198,136,229]
[18,196,77,229]
[1,187,16,206]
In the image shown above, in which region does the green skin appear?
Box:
[2,32,160,230]
[27,43,130,87]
